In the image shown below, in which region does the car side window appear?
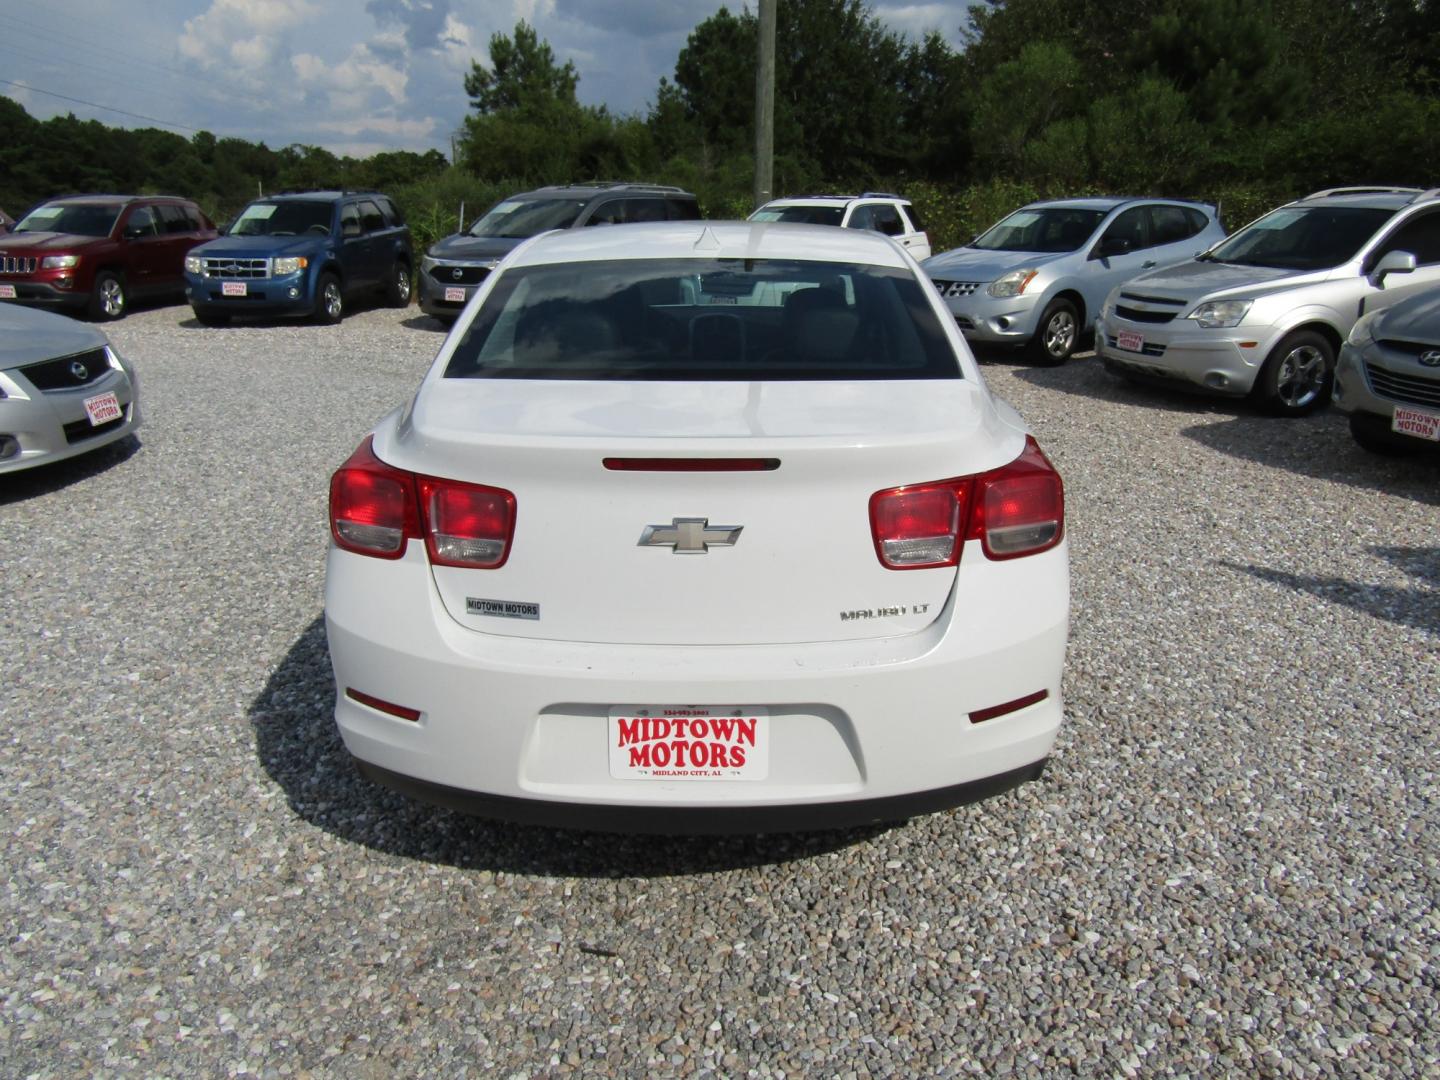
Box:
[585,201,626,227]
[870,204,905,237]
[158,204,191,234]
[340,204,362,238]
[1099,207,1149,253]
[358,200,386,233]
[1374,210,1440,266]
[377,197,404,227]
[846,205,874,230]
[901,203,925,232]
[1149,205,1200,245]
[125,206,160,238]
[623,199,667,224]
[667,198,702,221]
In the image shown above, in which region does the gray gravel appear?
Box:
[2,301,1437,1078]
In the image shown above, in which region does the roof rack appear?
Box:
[859,191,905,200]
[1410,188,1440,203]
[535,182,687,193]
[1302,186,1422,200]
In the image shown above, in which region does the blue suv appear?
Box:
[183,191,412,325]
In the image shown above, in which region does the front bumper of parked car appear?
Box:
[324,538,1069,833]
[0,273,94,312]
[184,267,316,318]
[0,351,141,474]
[1333,338,1440,437]
[416,258,494,319]
[1094,310,1286,396]
[930,283,1043,345]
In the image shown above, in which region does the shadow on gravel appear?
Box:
[251,618,893,876]
[1223,546,1439,633]
[1182,415,1440,505]
[400,315,450,333]
[1008,355,1253,416]
[0,434,140,505]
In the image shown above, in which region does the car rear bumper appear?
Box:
[1094,313,1278,394]
[324,539,1069,832]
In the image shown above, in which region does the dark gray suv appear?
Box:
[418,183,701,320]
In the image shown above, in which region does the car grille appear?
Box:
[427,264,490,286]
[1376,338,1438,358]
[1106,335,1167,358]
[933,280,981,299]
[1365,363,1440,408]
[1,256,37,275]
[1114,305,1178,324]
[955,316,975,330]
[19,348,112,391]
[201,257,270,279]
[63,413,125,444]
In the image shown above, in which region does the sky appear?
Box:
[0,0,967,159]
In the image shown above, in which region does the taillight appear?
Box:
[330,437,419,559]
[329,436,516,568]
[869,436,1063,569]
[419,477,516,568]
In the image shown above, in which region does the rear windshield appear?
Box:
[15,203,120,237]
[750,206,845,226]
[469,198,588,238]
[1205,206,1394,270]
[444,258,960,382]
[229,201,333,236]
[971,208,1106,252]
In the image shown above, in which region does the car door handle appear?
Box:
[1141,260,1157,269]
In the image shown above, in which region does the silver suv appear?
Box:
[922,198,1225,365]
[749,194,931,261]
[1097,187,1440,415]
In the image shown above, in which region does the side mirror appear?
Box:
[1370,249,1416,287]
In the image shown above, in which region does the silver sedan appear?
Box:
[0,304,141,474]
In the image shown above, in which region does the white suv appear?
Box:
[750,193,931,261]
[1097,187,1440,415]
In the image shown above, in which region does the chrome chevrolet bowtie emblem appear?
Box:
[638,517,743,554]
[1420,349,1440,368]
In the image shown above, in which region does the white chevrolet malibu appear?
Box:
[324,221,1069,833]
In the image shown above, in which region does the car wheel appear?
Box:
[1254,330,1334,416]
[386,262,412,308]
[315,273,343,324]
[88,271,127,321]
[194,308,230,327]
[1348,412,1425,456]
[1028,299,1079,366]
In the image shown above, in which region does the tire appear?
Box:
[314,273,343,325]
[386,262,412,308]
[194,308,230,327]
[1348,412,1425,456]
[87,270,127,321]
[1253,330,1334,416]
[1028,298,1079,366]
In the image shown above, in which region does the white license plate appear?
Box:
[444,287,466,303]
[609,707,769,781]
[1116,330,1145,353]
[83,391,121,426]
[1393,405,1440,441]
[0,284,15,299]
[221,281,247,297]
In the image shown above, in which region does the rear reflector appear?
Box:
[603,458,781,471]
[346,687,421,722]
[969,689,1049,724]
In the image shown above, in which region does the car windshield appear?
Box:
[469,199,588,239]
[1204,206,1395,270]
[444,258,960,382]
[750,206,845,226]
[970,208,1106,253]
[228,201,332,236]
[14,203,120,237]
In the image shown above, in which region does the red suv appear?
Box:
[0,194,217,320]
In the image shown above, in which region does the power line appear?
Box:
[0,79,197,132]
[0,10,218,93]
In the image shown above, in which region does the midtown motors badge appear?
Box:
[466,597,540,620]
[609,706,769,780]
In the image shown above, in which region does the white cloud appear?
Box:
[178,0,322,69]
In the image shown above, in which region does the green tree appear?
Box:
[463,21,579,114]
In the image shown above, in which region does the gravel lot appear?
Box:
[2,298,1437,1078]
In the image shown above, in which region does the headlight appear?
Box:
[1347,310,1380,348]
[272,256,309,276]
[41,255,79,269]
[1186,300,1252,329]
[987,269,1039,298]
[184,255,202,274]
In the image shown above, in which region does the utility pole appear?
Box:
[753,0,776,210]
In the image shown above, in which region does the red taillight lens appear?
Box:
[419,477,516,568]
[965,436,1064,560]
[330,437,419,559]
[869,480,969,569]
[869,436,1063,569]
